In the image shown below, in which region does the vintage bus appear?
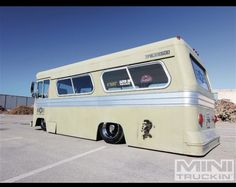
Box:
[30,36,220,156]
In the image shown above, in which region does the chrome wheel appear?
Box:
[100,123,125,144]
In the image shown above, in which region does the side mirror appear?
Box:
[30,81,36,98]
[32,92,37,98]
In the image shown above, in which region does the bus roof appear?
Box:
[36,37,199,80]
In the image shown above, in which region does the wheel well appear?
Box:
[96,122,126,143]
[96,123,103,141]
[35,118,44,126]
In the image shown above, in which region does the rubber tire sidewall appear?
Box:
[99,123,124,144]
[40,119,46,131]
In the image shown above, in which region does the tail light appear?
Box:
[198,113,204,127]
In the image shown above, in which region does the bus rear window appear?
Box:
[190,55,210,91]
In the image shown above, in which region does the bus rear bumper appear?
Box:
[186,137,220,156]
[202,137,220,155]
[184,129,220,156]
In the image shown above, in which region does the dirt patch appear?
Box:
[7,106,33,115]
[0,106,7,114]
[0,105,6,111]
[215,99,236,123]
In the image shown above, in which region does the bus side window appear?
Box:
[102,69,133,91]
[57,79,74,95]
[72,75,93,94]
[128,63,169,89]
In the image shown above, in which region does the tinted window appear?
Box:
[103,69,133,91]
[128,63,169,88]
[57,79,74,95]
[191,56,210,91]
[37,81,43,98]
[72,75,93,94]
[43,80,50,98]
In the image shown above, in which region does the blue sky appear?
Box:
[0,7,235,96]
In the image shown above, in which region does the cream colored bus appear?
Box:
[30,36,220,156]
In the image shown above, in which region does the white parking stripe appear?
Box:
[220,136,236,138]
[0,137,23,142]
[2,146,106,183]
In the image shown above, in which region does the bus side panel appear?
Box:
[43,105,211,156]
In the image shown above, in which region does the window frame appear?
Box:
[100,67,135,93]
[36,79,50,99]
[101,61,171,93]
[56,74,94,97]
[43,79,50,98]
[56,78,75,96]
[37,81,44,99]
[72,74,94,95]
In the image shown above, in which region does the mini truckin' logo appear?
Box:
[175,159,235,182]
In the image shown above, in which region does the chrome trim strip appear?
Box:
[35,91,215,109]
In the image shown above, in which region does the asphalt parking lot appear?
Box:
[0,114,235,183]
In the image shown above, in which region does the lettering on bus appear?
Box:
[103,69,133,91]
[145,50,170,60]
[37,107,44,115]
[119,79,132,86]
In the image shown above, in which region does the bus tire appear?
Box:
[40,119,46,131]
[99,123,125,144]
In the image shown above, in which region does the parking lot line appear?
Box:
[2,146,106,183]
[0,137,23,142]
[220,135,236,138]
